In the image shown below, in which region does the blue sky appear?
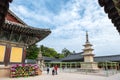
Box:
[10,0,120,56]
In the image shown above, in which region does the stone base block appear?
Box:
[80,62,99,72]
[78,68,99,73]
[37,68,42,75]
[0,66,10,78]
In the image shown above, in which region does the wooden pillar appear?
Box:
[66,63,67,68]
[106,62,108,70]
[118,63,119,70]
[102,62,104,69]
[79,62,81,68]
[4,44,11,66]
[103,62,105,69]
[70,63,71,68]
[75,62,77,68]
[115,63,117,70]
[22,47,26,63]
[110,62,113,69]
[60,63,62,72]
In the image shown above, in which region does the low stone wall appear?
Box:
[0,65,42,78]
[38,68,42,75]
[10,64,42,78]
[0,66,10,77]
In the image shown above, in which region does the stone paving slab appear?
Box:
[0,71,120,80]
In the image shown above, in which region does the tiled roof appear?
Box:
[25,59,36,64]
[50,59,62,62]
[98,0,120,33]
[43,57,55,61]
[2,20,51,45]
[26,54,120,63]
[94,54,120,62]
[4,20,51,36]
[61,52,84,61]
[45,52,120,62]
[7,10,27,25]
[42,48,120,62]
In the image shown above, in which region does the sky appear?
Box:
[10,0,120,56]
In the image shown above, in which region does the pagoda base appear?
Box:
[79,62,99,72]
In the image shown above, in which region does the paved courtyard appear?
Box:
[1,71,120,80]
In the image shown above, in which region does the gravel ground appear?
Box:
[1,71,120,80]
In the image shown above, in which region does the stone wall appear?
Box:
[0,66,10,77]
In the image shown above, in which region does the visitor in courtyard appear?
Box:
[62,66,65,70]
[52,66,55,76]
[54,65,58,75]
[47,66,50,74]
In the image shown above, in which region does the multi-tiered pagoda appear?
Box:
[80,32,99,71]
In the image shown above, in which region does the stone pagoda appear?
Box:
[80,31,99,71]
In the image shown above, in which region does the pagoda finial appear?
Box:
[86,31,89,43]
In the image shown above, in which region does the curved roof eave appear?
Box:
[2,20,51,45]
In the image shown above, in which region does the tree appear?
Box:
[58,54,64,58]
[73,50,76,54]
[54,53,64,59]
[62,48,71,57]
[40,45,58,58]
[26,44,39,59]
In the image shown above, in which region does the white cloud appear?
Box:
[10,0,120,56]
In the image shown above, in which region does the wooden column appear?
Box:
[22,47,26,63]
[4,44,11,66]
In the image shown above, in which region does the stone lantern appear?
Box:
[36,51,45,71]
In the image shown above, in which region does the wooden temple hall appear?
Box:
[0,8,51,65]
[0,1,51,77]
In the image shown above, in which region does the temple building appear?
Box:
[42,53,120,70]
[37,32,120,70]
[0,10,51,66]
[98,0,120,33]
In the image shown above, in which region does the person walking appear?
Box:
[47,66,50,74]
[54,65,58,75]
[52,66,55,76]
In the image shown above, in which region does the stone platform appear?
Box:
[0,66,10,77]
[1,71,120,80]
[80,62,99,72]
